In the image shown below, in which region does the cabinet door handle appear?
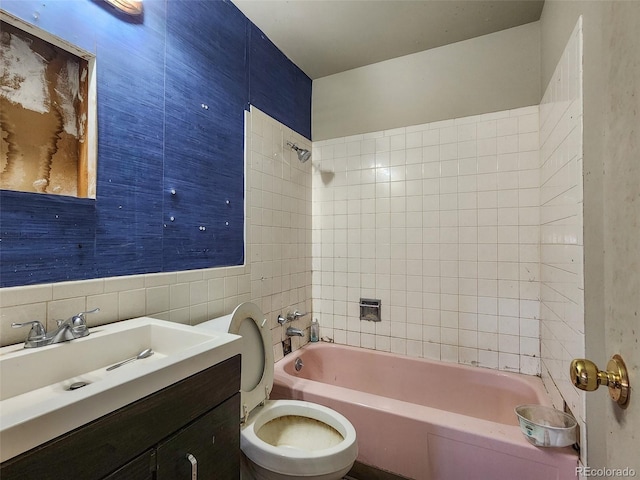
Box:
[186,453,197,480]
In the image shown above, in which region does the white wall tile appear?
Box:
[310,105,542,375]
[539,19,585,447]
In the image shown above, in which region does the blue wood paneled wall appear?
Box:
[0,0,311,287]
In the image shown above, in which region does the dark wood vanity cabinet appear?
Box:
[155,396,239,479]
[1,355,241,480]
[103,451,156,480]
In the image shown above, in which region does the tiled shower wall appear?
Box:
[245,107,313,358]
[312,106,542,375]
[539,18,586,448]
[0,107,313,353]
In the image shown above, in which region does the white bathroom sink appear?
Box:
[0,317,241,462]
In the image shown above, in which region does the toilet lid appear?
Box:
[228,302,274,421]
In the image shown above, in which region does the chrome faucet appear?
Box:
[12,308,99,348]
[286,327,304,337]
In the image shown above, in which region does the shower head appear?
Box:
[286,141,311,163]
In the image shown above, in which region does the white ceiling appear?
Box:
[232,0,544,80]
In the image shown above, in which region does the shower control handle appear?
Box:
[286,310,308,321]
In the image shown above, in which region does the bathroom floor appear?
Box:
[344,462,412,480]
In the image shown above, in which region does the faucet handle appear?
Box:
[57,308,100,336]
[286,310,309,321]
[70,308,100,334]
[12,321,46,340]
[73,307,100,322]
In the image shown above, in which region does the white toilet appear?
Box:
[196,302,357,480]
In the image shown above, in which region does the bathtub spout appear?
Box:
[286,327,304,337]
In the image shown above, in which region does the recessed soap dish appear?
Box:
[359,298,381,322]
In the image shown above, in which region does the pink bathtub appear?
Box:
[271,343,578,480]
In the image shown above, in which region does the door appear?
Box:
[590,1,640,473]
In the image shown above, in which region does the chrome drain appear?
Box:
[68,381,89,390]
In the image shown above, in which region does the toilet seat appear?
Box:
[197,302,274,422]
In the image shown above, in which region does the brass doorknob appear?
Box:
[570,355,630,408]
